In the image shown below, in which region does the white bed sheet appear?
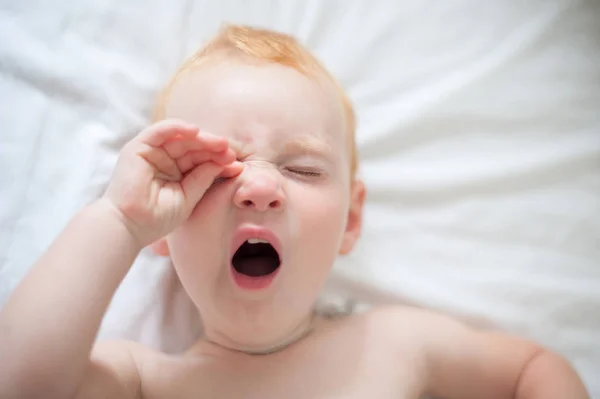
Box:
[1,0,599,395]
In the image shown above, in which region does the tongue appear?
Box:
[236,257,276,277]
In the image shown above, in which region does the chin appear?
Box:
[196,282,317,352]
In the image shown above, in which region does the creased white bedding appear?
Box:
[1,0,599,395]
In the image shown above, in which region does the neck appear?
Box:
[202,311,317,355]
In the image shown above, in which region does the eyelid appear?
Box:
[278,151,331,167]
[292,169,320,176]
[284,166,326,179]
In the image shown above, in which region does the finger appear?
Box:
[137,144,182,181]
[207,161,245,188]
[181,162,223,209]
[162,132,228,158]
[229,139,255,161]
[177,151,212,174]
[198,132,229,152]
[176,149,236,174]
[219,161,245,178]
[213,148,237,164]
[227,138,245,155]
[138,119,199,147]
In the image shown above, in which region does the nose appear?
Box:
[234,169,285,212]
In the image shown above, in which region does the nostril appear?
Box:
[269,200,280,209]
[242,200,253,207]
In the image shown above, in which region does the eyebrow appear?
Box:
[280,137,332,158]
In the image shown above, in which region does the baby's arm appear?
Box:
[0,200,143,399]
[0,120,242,399]
[388,307,590,399]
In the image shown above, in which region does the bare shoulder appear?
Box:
[326,305,444,340]
[358,304,515,343]
[331,307,445,363]
[359,305,569,399]
[342,305,457,363]
[75,339,165,399]
[318,306,453,397]
[360,304,464,324]
[352,304,470,339]
[358,304,540,362]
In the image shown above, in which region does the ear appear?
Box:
[339,180,366,255]
[151,238,170,257]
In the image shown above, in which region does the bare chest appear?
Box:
[142,319,423,399]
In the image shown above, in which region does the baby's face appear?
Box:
[161,60,364,350]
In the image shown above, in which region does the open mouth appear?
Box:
[232,238,281,277]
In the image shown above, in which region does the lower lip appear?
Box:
[230,267,280,290]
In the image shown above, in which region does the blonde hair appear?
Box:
[154,24,358,177]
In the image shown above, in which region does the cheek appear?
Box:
[293,185,349,248]
[168,222,225,305]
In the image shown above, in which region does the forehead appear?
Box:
[164,62,346,148]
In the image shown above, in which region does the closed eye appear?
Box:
[285,168,322,178]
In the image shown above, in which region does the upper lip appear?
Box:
[230,225,283,262]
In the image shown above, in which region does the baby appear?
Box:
[0,24,590,399]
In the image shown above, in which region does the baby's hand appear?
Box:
[102,119,243,247]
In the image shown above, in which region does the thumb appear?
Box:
[181,162,223,211]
